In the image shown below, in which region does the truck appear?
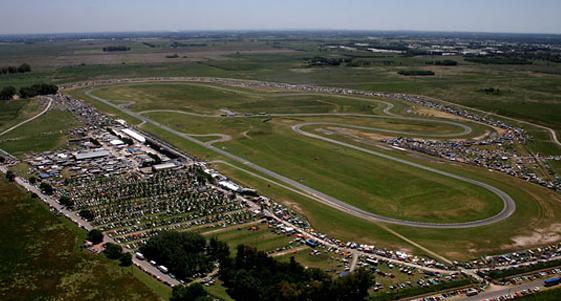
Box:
[544,277,561,287]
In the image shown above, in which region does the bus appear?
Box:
[544,277,561,287]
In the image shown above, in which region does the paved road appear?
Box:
[462,279,549,301]
[84,89,515,229]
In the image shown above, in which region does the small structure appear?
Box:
[218,180,240,192]
[152,162,177,172]
[110,139,125,146]
[122,128,146,143]
[74,149,110,160]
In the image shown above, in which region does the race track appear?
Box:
[83,81,517,229]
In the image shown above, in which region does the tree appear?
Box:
[17,63,31,73]
[28,176,37,184]
[5,170,15,182]
[86,229,104,244]
[79,209,94,221]
[139,231,212,280]
[208,237,230,263]
[219,244,374,301]
[18,83,58,99]
[119,252,133,266]
[0,86,16,100]
[170,283,209,301]
[103,243,123,260]
[39,182,53,195]
[59,195,74,208]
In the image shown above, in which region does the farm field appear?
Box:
[67,81,561,260]
[0,178,160,301]
[2,39,561,144]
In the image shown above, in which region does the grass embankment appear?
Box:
[0,178,161,300]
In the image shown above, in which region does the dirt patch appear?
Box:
[326,127,392,141]
[470,130,491,141]
[504,223,561,249]
[415,106,460,120]
[415,105,505,136]
[290,68,314,73]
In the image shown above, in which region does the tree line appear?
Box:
[0,63,31,75]
[398,70,435,76]
[0,83,58,100]
[102,46,131,52]
[425,60,458,66]
[218,244,373,301]
[139,230,374,301]
[464,56,532,65]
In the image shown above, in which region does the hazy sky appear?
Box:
[1,0,560,34]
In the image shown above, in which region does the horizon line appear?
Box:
[2,28,561,37]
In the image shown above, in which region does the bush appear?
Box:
[170,283,210,301]
[5,170,16,182]
[0,86,17,100]
[104,243,123,260]
[39,182,53,195]
[59,195,74,208]
[119,253,133,266]
[86,229,104,244]
[78,209,94,221]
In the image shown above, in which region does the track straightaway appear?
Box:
[84,87,516,229]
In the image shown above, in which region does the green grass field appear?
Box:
[519,287,561,300]
[0,178,160,301]
[203,222,293,254]
[0,108,81,156]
